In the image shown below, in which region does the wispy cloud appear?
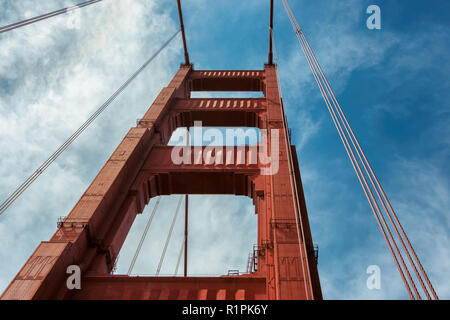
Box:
[0,0,182,292]
[276,0,449,299]
[0,0,448,300]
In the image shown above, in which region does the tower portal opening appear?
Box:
[115,195,257,277]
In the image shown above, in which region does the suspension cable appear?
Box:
[283,0,417,299]
[298,23,426,299]
[156,196,183,276]
[282,0,438,299]
[301,25,437,298]
[268,0,274,65]
[0,0,104,34]
[283,4,417,299]
[127,197,161,275]
[176,0,190,65]
[184,194,189,277]
[174,240,184,276]
[0,29,181,218]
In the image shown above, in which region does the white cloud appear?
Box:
[116,195,256,277]
[275,1,449,299]
[0,0,448,301]
[0,0,258,295]
[0,0,183,292]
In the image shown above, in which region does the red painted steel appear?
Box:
[177,0,190,65]
[268,0,274,65]
[67,276,267,300]
[1,64,321,300]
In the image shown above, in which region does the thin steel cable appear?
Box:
[128,197,161,275]
[283,0,414,299]
[0,29,181,217]
[0,0,104,34]
[156,196,183,276]
[284,3,416,299]
[283,0,438,300]
[176,0,190,65]
[296,27,414,300]
[292,3,432,299]
[298,30,430,300]
[174,240,184,276]
[300,30,437,298]
[293,25,421,300]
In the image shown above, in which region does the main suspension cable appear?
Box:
[298,25,430,299]
[0,0,104,34]
[128,197,161,275]
[283,0,416,298]
[156,196,183,276]
[301,25,437,298]
[284,5,417,298]
[282,0,438,299]
[0,29,181,217]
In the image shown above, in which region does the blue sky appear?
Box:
[0,0,448,300]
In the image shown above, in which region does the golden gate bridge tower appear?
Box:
[0,0,438,300]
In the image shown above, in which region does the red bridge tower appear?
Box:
[1,64,322,300]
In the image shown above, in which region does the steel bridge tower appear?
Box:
[0,0,440,301]
[1,64,322,300]
[1,0,322,300]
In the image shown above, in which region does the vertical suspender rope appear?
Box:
[177,0,190,65]
[156,196,183,276]
[184,127,190,277]
[127,197,161,275]
[184,194,188,277]
[174,241,184,276]
[300,26,437,298]
[268,0,274,65]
